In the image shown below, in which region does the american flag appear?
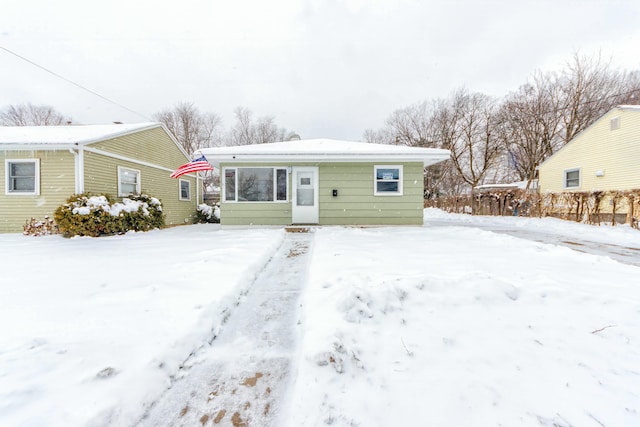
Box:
[170,155,213,178]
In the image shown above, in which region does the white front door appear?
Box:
[292,166,319,224]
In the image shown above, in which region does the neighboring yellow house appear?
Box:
[538,105,640,219]
[539,105,640,193]
[1,122,200,233]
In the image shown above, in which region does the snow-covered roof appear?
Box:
[617,105,640,111]
[474,180,538,191]
[0,122,162,149]
[200,138,450,167]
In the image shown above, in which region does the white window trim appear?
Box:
[179,178,191,201]
[223,166,289,203]
[563,168,581,189]
[5,158,40,196]
[117,166,141,197]
[374,165,403,196]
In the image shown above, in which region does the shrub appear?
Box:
[194,203,220,224]
[23,216,60,236]
[54,193,165,238]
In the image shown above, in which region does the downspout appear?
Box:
[196,173,200,209]
[77,146,84,193]
[68,145,85,194]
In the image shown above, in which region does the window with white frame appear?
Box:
[223,167,288,202]
[564,168,580,188]
[118,166,141,196]
[179,179,191,201]
[5,159,40,195]
[374,165,403,195]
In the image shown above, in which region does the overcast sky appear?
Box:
[1,0,639,140]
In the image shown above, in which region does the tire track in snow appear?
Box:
[136,231,313,427]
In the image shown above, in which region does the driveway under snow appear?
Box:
[1,211,639,427]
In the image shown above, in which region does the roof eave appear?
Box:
[76,122,162,146]
[204,152,450,168]
[1,143,78,151]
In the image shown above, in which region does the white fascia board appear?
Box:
[209,152,450,167]
[64,123,163,146]
[1,143,77,151]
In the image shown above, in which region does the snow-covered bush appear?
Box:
[54,193,165,237]
[194,203,220,224]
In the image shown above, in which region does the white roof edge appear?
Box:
[616,104,640,110]
[201,152,450,167]
[71,122,163,146]
[200,139,450,167]
[0,143,78,151]
[0,122,163,147]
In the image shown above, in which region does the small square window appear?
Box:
[179,179,191,201]
[5,159,40,195]
[564,168,580,188]
[374,165,403,196]
[118,167,141,196]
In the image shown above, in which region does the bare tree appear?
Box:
[200,112,225,148]
[617,70,640,104]
[229,106,255,146]
[384,101,438,147]
[498,71,563,183]
[254,116,287,144]
[363,127,394,144]
[153,102,223,155]
[559,52,629,143]
[229,106,291,145]
[0,103,70,126]
[438,89,503,191]
[366,52,640,199]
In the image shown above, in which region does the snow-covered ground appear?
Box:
[0,226,285,426]
[1,210,639,426]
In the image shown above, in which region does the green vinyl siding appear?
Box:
[0,150,76,233]
[83,151,197,226]
[319,163,423,225]
[219,161,424,226]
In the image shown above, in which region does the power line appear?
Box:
[0,45,151,121]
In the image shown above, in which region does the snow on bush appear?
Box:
[195,203,220,223]
[54,193,164,237]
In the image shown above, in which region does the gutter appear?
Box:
[204,152,451,168]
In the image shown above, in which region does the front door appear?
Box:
[292,166,319,224]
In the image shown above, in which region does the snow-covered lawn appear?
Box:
[0,226,285,426]
[1,211,639,426]
[289,223,640,426]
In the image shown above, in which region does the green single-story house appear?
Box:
[1,122,201,233]
[200,139,450,226]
